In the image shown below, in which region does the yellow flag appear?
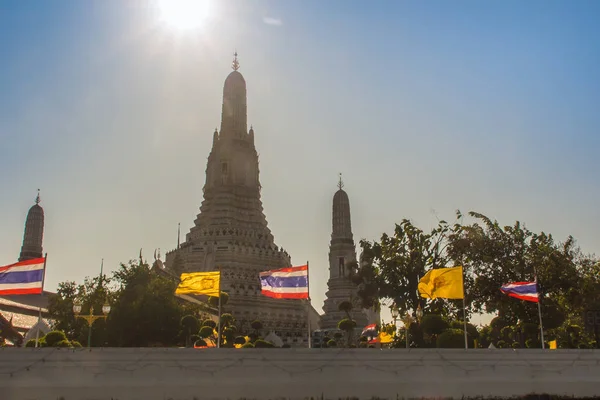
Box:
[175,271,221,297]
[418,266,464,299]
[549,340,557,349]
[378,331,394,344]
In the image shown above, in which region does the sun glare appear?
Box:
[156,0,211,31]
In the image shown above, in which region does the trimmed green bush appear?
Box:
[199,326,214,338]
[251,320,263,331]
[44,331,67,347]
[526,338,542,349]
[208,292,229,308]
[338,318,356,331]
[450,321,479,338]
[234,336,247,345]
[254,339,274,348]
[436,328,465,348]
[202,320,217,329]
[421,314,449,336]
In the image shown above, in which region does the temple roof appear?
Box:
[0,291,54,313]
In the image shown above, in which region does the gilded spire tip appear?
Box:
[232,51,240,71]
[338,173,344,190]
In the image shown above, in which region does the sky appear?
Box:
[1,0,600,326]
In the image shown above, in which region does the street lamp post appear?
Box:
[391,303,424,349]
[390,304,399,346]
[402,312,414,349]
[73,302,111,348]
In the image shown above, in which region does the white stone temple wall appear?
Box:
[1,348,599,400]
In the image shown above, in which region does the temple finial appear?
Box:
[99,258,104,287]
[35,189,40,205]
[338,173,344,190]
[232,51,240,71]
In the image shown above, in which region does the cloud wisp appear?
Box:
[263,17,283,26]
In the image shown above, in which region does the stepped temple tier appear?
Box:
[165,55,315,346]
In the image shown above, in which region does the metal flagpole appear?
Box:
[217,266,222,348]
[35,253,48,348]
[461,266,468,349]
[537,299,545,349]
[307,260,311,349]
[533,269,545,349]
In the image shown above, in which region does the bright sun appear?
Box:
[156,0,211,31]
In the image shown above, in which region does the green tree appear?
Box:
[355,218,463,319]
[48,272,113,346]
[449,212,600,348]
[105,257,199,347]
[448,212,576,324]
[47,281,81,338]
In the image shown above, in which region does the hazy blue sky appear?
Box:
[1,0,599,325]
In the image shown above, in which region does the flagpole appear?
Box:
[217,266,222,349]
[35,253,48,348]
[307,261,312,349]
[533,269,545,349]
[537,299,545,349]
[461,265,468,350]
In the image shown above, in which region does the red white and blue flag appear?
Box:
[361,324,377,338]
[259,265,309,299]
[500,280,539,303]
[0,257,46,295]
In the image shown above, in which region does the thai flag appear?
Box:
[500,280,539,303]
[361,324,377,338]
[259,265,309,299]
[0,257,46,295]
